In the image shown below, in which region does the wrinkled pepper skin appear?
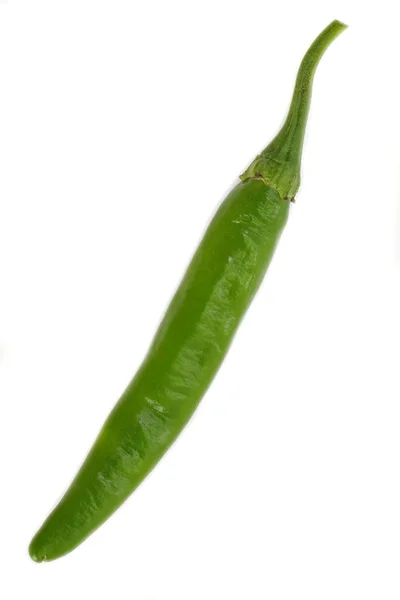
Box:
[29,20,346,562]
[30,181,288,562]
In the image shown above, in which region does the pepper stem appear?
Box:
[240,20,347,201]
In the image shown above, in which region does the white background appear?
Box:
[1,1,400,599]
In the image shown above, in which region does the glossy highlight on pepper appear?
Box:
[29,20,347,562]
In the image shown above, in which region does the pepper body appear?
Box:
[29,180,288,561]
[29,20,346,562]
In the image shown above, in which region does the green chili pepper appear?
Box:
[29,20,346,562]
